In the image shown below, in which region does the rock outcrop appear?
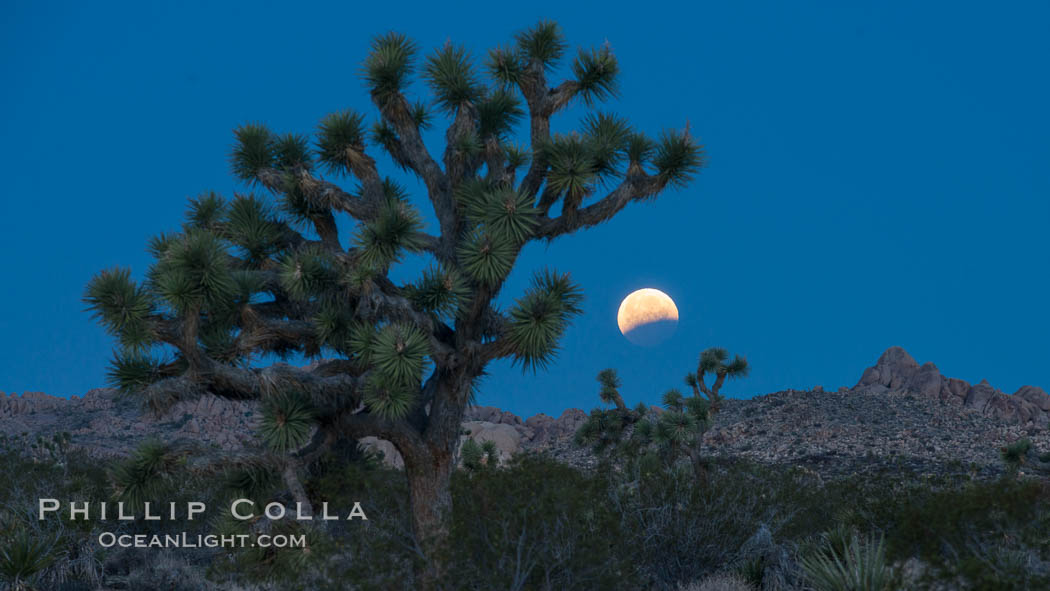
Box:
[856,346,1050,428]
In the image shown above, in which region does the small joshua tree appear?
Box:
[82,20,703,588]
[576,347,748,481]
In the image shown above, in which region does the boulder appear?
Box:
[463,421,521,458]
[358,437,404,469]
[965,380,998,411]
[909,362,943,399]
[857,346,920,389]
[1015,386,1050,412]
[941,378,970,403]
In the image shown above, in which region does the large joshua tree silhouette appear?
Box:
[84,21,702,586]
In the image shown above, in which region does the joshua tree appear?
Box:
[685,347,750,413]
[82,21,702,587]
[576,347,748,480]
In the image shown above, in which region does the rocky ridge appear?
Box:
[2,347,1048,478]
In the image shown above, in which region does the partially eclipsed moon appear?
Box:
[617,288,679,346]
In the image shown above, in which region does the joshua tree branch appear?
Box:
[443,102,480,189]
[532,169,662,239]
[517,72,580,199]
[710,371,728,397]
[376,95,456,239]
[256,169,383,223]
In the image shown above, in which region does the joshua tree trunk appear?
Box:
[686,445,709,485]
[281,458,314,518]
[403,443,456,589]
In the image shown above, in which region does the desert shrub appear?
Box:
[608,458,827,589]
[214,445,415,591]
[450,455,635,590]
[110,550,210,591]
[678,572,756,591]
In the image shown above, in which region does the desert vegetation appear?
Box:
[576,347,750,482]
[3,430,1050,590]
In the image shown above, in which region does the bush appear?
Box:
[450,455,635,590]
[678,572,755,591]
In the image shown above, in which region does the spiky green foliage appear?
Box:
[186,192,228,231]
[226,194,283,264]
[231,124,273,183]
[259,393,316,453]
[424,44,482,112]
[363,373,416,420]
[411,100,433,129]
[573,46,619,105]
[457,230,515,286]
[279,172,327,222]
[84,267,155,350]
[662,388,684,411]
[690,347,750,405]
[477,89,524,139]
[363,32,417,106]
[699,347,727,372]
[316,110,367,174]
[151,229,236,313]
[354,195,426,269]
[543,134,597,204]
[314,304,353,352]
[582,113,631,180]
[654,130,705,188]
[370,323,430,387]
[486,45,524,86]
[106,350,163,393]
[460,438,484,470]
[504,144,530,169]
[0,530,59,585]
[506,270,583,370]
[463,186,539,244]
[515,20,566,69]
[273,133,312,171]
[626,132,656,164]
[404,265,471,319]
[800,532,892,591]
[278,245,336,301]
[597,368,624,408]
[1001,439,1033,469]
[459,439,501,472]
[110,439,177,509]
[655,409,696,444]
[578,349,748,479]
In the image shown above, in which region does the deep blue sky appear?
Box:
[2,1,1047,418]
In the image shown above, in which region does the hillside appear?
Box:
[2,347,1048,478]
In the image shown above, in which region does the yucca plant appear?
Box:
[109,439,183,510]
[83,19,703,590]
[799,531,892,591]
[0,530,61,590]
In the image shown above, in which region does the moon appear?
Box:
[617,288,679,346]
